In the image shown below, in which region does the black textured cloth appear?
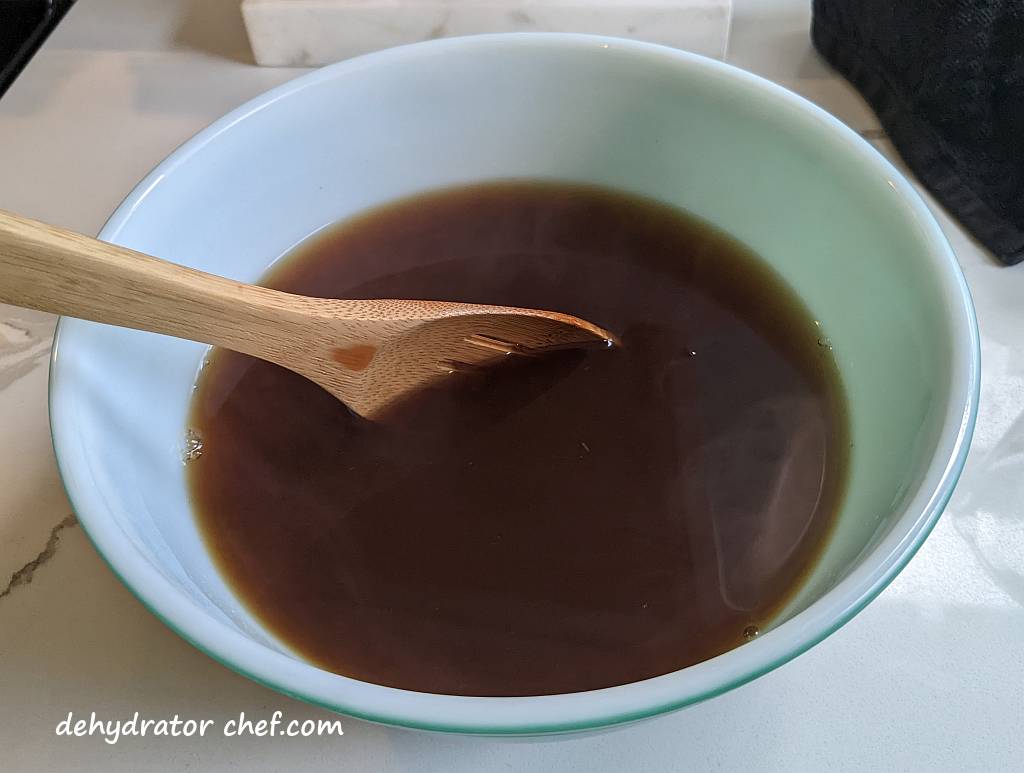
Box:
[812,0,1024,265]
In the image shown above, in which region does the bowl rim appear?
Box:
[48,32,980,735]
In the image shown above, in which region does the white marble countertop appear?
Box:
[1,1,1021,770]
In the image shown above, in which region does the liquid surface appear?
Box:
[188,182,848,696]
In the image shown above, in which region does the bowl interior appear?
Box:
[50,35,974,733]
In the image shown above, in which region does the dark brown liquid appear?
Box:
[188,182,848,697]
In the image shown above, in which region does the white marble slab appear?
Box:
[242,0,732,65]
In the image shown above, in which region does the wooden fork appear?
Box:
[0,210,616,418]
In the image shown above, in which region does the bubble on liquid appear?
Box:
[687,350,697,357]
[193,357,211,390]
[742,624,760,641]
[817,336,832,349]
[183,429,204,463]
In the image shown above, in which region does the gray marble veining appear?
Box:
[0,309,56,392]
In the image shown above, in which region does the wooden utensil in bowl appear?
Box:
[0,210,616,418]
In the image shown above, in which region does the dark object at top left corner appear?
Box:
[0,0,78,100]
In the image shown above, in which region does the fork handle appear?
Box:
[0,208,319,359]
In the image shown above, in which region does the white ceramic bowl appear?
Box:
[50,34,979,735]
